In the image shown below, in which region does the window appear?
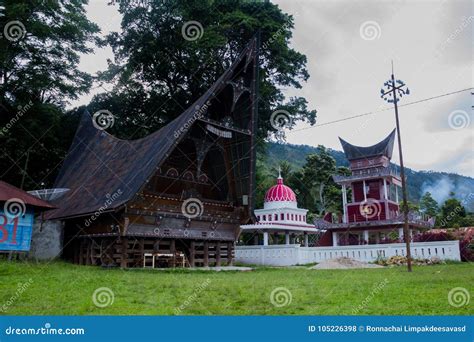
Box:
[281,213,284,220]
[274,214,278,221]
[287,213,290,220]
[262,215,266,221]
[291,214,294,220]
[257,216,260,221]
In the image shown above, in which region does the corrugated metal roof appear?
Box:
[46,37,258,220]
[339,129,396,161]
[0,181,55,210]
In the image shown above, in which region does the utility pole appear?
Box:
[380,62,412,272]
[20,150,30,190]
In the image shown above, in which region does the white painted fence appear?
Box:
[235,240,461,266]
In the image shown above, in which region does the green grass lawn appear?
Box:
[0,261,472,315]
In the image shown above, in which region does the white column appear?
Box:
[285,231,290,245]
[363,180,367,201]
[304,233,309,247]
[395,185,399,203]
[342,184,348,223]
[263,232,269,246]
[363,230,369,244]
[398,228,404,240]
[332,232,338,246]
[383,178,389,219]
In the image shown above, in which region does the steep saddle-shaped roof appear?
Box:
[339,129,396,161]
[46,37,259,219]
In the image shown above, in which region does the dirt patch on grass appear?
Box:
[310,257,384,269]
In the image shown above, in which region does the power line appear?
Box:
[289,87,473,133]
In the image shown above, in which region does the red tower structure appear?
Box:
[318,130,434,247]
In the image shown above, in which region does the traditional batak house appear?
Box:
[318,129,435,246]
[240,169,317,246]
[44,37,260,268]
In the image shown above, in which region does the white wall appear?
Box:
[235,241,461,266]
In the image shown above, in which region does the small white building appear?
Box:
[239,170,318,247]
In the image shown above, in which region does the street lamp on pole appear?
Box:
[380,64,413,272]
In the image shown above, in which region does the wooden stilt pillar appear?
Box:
[189,241,195,267]
[73,240,79,264]
[170,239,176,268]
[203,242,209,267]
[216,242,221,266]
[79,240,84,265]
[227,242,233,266]
[85,240,91,265]
[120,238,128,268]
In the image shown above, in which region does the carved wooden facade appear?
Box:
[47,37,260,267]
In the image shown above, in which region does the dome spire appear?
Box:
[277,166,283,184]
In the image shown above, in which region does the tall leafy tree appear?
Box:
[0,0,100,188]
[299,146,349,215]
[419,191,438,217]
[90,0,316,140]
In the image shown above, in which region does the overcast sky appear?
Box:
[75,0,473,177]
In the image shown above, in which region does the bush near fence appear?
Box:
[413,228,473,262]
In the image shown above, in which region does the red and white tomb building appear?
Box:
[239,169,316,246]
[317,129,435,246]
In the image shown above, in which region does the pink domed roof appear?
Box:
[264,175,297,203]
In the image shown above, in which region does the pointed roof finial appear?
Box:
[277,166,283,184]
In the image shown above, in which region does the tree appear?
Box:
[438,198,467,228]
[90,0,316,140]
[419,192,438,217]
[299,146,346,215]
[400,200,420,212]
[0,0,100,188]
